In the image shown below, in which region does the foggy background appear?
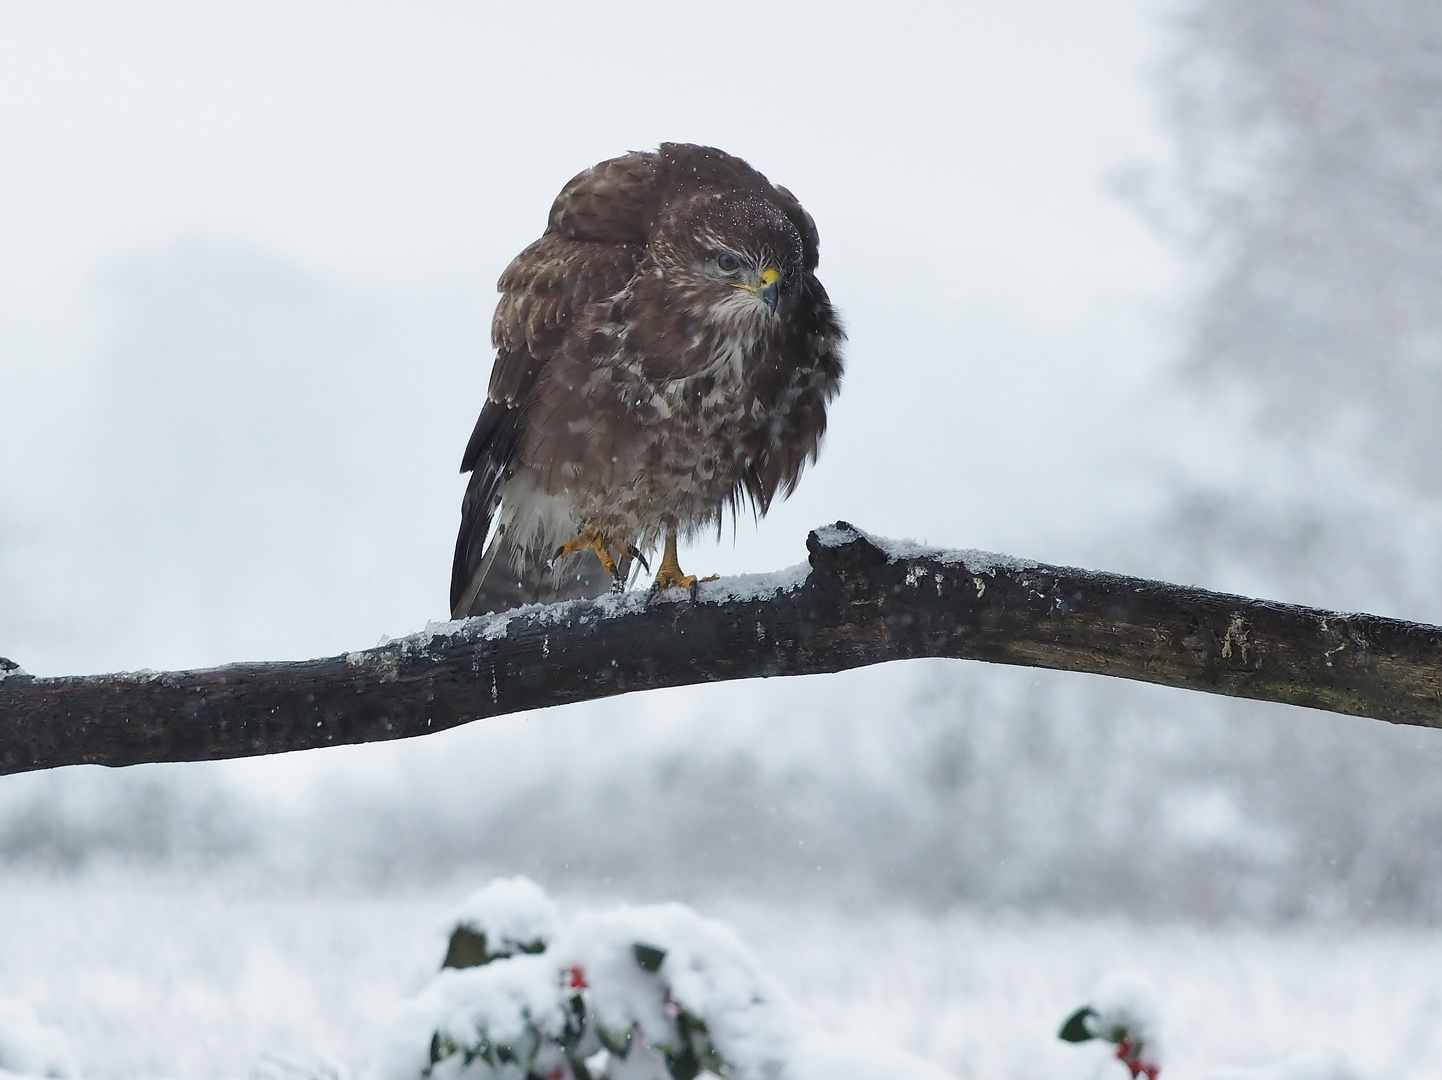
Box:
[3,1,1442,1076]
[3,0,1440,919]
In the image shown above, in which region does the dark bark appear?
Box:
[1,522,1439,776]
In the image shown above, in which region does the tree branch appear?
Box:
[1,522,1439,775]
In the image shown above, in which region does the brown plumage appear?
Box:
[450,143,845,618]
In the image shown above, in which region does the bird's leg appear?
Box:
[554,526,622,584]
[649,523,718,600]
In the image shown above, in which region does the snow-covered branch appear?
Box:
[1,521,1438,775]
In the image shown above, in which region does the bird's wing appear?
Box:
[450,160,656,616]
[738,269,846,516]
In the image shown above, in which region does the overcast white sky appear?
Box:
[0,1,1185,678]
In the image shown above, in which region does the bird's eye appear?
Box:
[716,252,740,272]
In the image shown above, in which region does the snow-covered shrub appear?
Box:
[439,877,562,970]
[372,878,954,1080]
[1058,972,1164,1080]
[1058,973,1365,1080]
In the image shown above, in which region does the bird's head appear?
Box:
[651,192,804,328]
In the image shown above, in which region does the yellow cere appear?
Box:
[732,266,782,293]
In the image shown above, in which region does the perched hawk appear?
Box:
[450,143,845,618]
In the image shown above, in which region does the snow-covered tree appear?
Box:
[1158,0,1442,616]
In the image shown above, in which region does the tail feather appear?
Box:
[451,525,626,619]
[449,419,511,616]
[450,394,629,618]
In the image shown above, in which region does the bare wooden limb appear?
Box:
[1,522,1439,775]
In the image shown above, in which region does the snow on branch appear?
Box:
[1,521,1439,776]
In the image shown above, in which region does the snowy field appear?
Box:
[0,866,1435,1080]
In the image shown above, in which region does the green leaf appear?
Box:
[690,1026,726,1074]
[1058,1006,1098,1043]
[633,943,667,972]
[666,1040,701,1080]
[666,1011,727,1080]
[561,991,588,1045]
[441,926,491,970]
[429,1031,460,1065]
[597,1024,634,1055]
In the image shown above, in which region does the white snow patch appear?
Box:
[694,562,811,603]
[250,1050,349,1080]
[1197,1053,1364,1080]
[451,877,561,955]
[810,524,1038,574]
[808,524,858,550]
[1088,970,1164,1066]
[1063,970,1373,1080]
[0,660,26,682]
[403,564,812,651]
[0,869,1432,1079]
[384,530,1040,657]
[0,999,79,1079]
[373,954,563,1080]
[419,591,649,646]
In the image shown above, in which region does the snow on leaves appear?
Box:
[1057,972,1164,1080]
[374,878,955,1080]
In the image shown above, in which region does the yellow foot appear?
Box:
[651,563,699,594]
[554,527,620,580]
[647,523,717,599]
[650,574,720,600]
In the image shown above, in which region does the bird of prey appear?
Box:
[449,143,845,619]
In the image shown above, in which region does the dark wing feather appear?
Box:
[451,398,525,614]
[450,162,655,616]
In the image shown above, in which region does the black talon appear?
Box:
[626,544,651,573]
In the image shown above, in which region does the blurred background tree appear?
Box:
[3,0,1442,926]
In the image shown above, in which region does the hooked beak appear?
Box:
[757,267,781,315]
[732,266,782,315]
